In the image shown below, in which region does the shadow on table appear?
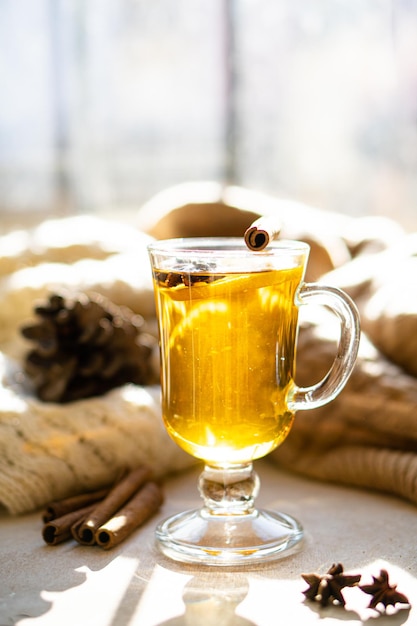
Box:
[96,541,261,626]
[106,547,414,626]
[0,542,115,625]
[303,598,411,625]
[153,572,256,626]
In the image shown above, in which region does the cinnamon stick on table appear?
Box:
[95,481,163,550]
[42,488,110,523]
[43,504,97,546]
[72,465,152,545]
[244,216,281,251]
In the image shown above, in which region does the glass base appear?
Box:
[155,507,303,566]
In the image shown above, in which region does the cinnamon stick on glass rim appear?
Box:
[72,465,152,545]
[95,481,163,550]
[244,216,282,251]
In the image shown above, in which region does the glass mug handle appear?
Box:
[291,283,361,411]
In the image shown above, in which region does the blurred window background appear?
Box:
[1,0,416,229]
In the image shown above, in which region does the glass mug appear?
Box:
[148,238,360,565]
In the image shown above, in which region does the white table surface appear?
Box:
[1,461,416,626]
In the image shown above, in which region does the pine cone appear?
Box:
[21,292,158,403]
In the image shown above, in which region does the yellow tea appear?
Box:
[153,265,303,465]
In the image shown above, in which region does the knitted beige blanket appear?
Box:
[0,354,193,514]
[271,315,417,506]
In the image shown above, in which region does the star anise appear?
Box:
[153,263,224,289]
[302,563,361,607]
[360,569,410,610]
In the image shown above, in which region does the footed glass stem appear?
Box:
[155,463,303,566]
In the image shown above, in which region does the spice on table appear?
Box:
[95,481,163,550]
[71,465,153,545]
[42,504,98,545]
[42,488,110,523]
[302,563,361,607]
[41,465,162,550]
[360,569,410,610]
